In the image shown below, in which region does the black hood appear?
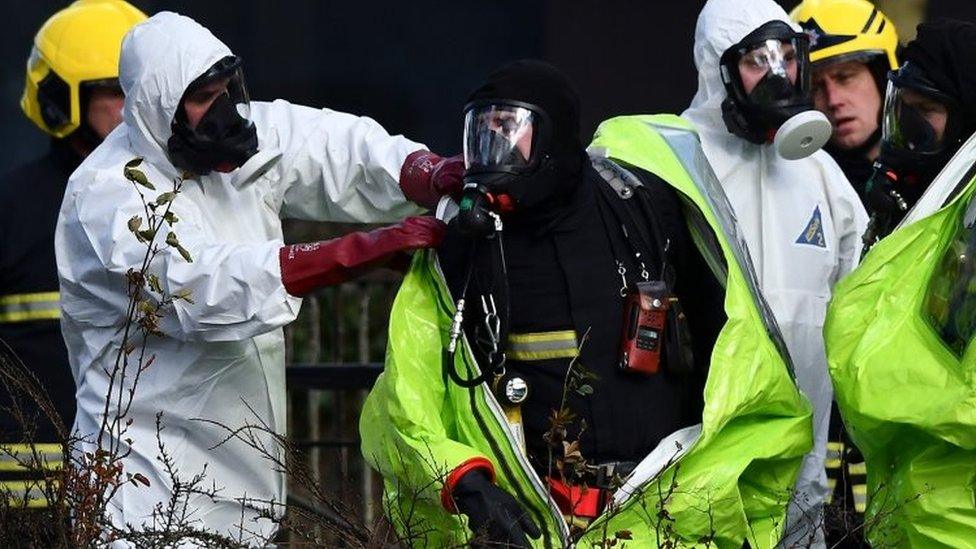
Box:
[903,18,976,138]
[466,59,584,179]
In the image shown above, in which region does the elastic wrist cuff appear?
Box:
[440,456,495,513]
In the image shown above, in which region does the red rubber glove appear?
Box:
[279,216,446,296]
[399,150,465,209]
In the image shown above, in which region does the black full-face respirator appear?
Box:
[167,55,258,175]
[455,99,556,239]
[720,20,832,159]
[862,62,967,249]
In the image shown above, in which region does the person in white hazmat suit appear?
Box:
[681,0,867,545]
[55,12,463,543]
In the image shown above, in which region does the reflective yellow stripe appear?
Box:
[508,330,579,361]
[0,444,64,472]
[0,292,60,323]
[508,348,580,361]
[0,480,52,508]
[0,460,62,472]
[509,330,577,344]
[0,309,61,322]
[825,478,836,504]
[848,462,867,476]
[853,484,868,513]
[825,440,844,469]
[0,292,60,305]
[1,443,62,454]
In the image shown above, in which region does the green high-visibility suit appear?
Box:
[360,115,812,548]
[826,158,976,547]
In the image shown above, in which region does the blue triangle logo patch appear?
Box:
[795,205,826,248]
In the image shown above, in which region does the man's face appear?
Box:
[85,86,125,139]
[739,41,798,95]
[181,77,230,131]
[900,88,949,143]
[484,109,534,163]
[812,60,882,150]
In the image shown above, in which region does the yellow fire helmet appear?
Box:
[20,0,147,138]
[790,0,899,73]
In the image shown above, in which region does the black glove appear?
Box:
[451,469,541,547]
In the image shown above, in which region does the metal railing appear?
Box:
[283,275,400,528]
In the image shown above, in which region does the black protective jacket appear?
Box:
[0,141,79,443]
[439,159,725,475]
[824,137,878,205]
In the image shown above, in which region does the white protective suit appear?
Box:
[681,0,868,545]
[55,12,424,543]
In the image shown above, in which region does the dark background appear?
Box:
[3,0,976,175]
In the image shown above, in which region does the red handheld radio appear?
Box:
[618,280,669,375]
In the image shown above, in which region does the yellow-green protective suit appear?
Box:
[826,166,976,547]
[360,115,812,548]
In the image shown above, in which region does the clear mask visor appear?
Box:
[463,104,536,171]
[737,38,803,104]
[208,66,251,122]
[180,58,253,127]
[227,67,251,121]
[883,81,951,155]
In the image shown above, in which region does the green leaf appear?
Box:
[575,384,594,396]
[173,288,194,304]
[176,243,193,263]
[127,215,142,233]
[163,211,179,225]
[124,157,144,169]
[132,472,151,487]
[136,228,156,243]
[123,166,155,190]
[147,274,162,294]
[155,191,176,205]
[165,232,193,262]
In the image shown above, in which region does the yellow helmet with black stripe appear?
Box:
[790,0,899,72]
[20,0,146,138]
